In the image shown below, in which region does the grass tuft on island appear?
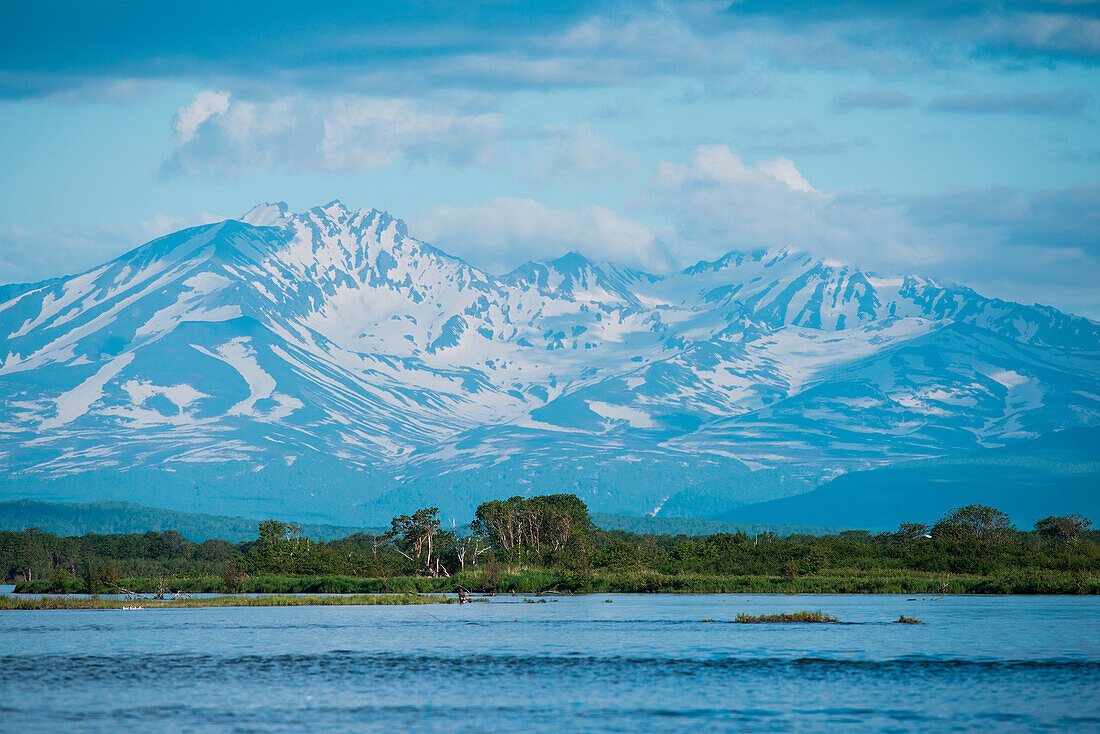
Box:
[734,610,839,623]
[0,593,462,611]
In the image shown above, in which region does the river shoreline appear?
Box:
[10,567,1098,597]
[0,593,462,610]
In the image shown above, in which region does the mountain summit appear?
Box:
[1,202,1097,523]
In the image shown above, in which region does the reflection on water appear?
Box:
[1,593,1097,732]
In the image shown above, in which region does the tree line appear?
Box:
[1,497,1095,593]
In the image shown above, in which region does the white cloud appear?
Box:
[403,146,1099,316]
[654,145,819,193]
[163,92,503,177]
[755,157,817,193]
[533,122,640,180]
[649,144,928,268]
[410,198,671,274]
[172,90,231,146]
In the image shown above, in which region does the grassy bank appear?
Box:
[16,566,1100,596]
[0,593,459,610]
[6,496,1095,600]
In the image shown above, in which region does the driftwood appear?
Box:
[107,579,191,601]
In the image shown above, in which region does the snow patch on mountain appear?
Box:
[41,353,135,429]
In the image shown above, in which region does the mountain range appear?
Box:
[1,201,1097,527]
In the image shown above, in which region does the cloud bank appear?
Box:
[396,143,1099,315]
[642,146,1100,314]
[4,2,1099,99]
[927,91,1091,116]
[163,92,502,177]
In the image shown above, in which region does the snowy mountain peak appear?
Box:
[550,251,596,271]
[499,250,640,304]
[684,247,808,276]
[0,202,1097,522]
[240,201,291,226]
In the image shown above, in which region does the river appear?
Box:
[1,590,1097,731]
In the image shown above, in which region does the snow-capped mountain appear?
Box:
[1,201,1098,523]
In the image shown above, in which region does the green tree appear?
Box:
[895,522,931,542]
[1035,514,1091,543]
[933,505,1016,544]
[472,494,593,560]
[258,520,290,546]
[83,561,119,594]
[390,507,447,576]
[48,566,69,593]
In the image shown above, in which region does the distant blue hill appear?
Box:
[0,452,804,527]
[0,498,847,543]
[0,499,374,542]
[591,513,846,537]
[721,427,1100,531]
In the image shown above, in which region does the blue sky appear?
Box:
[1,0,1098,314]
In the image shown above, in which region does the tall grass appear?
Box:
[13,567,1099,596]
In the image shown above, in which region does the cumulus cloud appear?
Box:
[755,158,817,193]
[405,158,1100,316]
[162,91,503,177]
[173,90,231,146]
[649,145,923,268]
[653,146,816,193]
[927,91,1091,116]
[410,198,671,274]
[832,89,914,110]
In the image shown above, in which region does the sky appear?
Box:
[0,0,1098,315]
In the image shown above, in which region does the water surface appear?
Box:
[1,591,1097,732]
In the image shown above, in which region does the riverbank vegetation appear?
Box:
[3,495,1097,595]
[0,593,459,610]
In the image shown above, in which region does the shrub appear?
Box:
[220,561,245,592]
[734,610,838,623]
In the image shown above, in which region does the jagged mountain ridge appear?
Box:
[1,201,1098,520]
